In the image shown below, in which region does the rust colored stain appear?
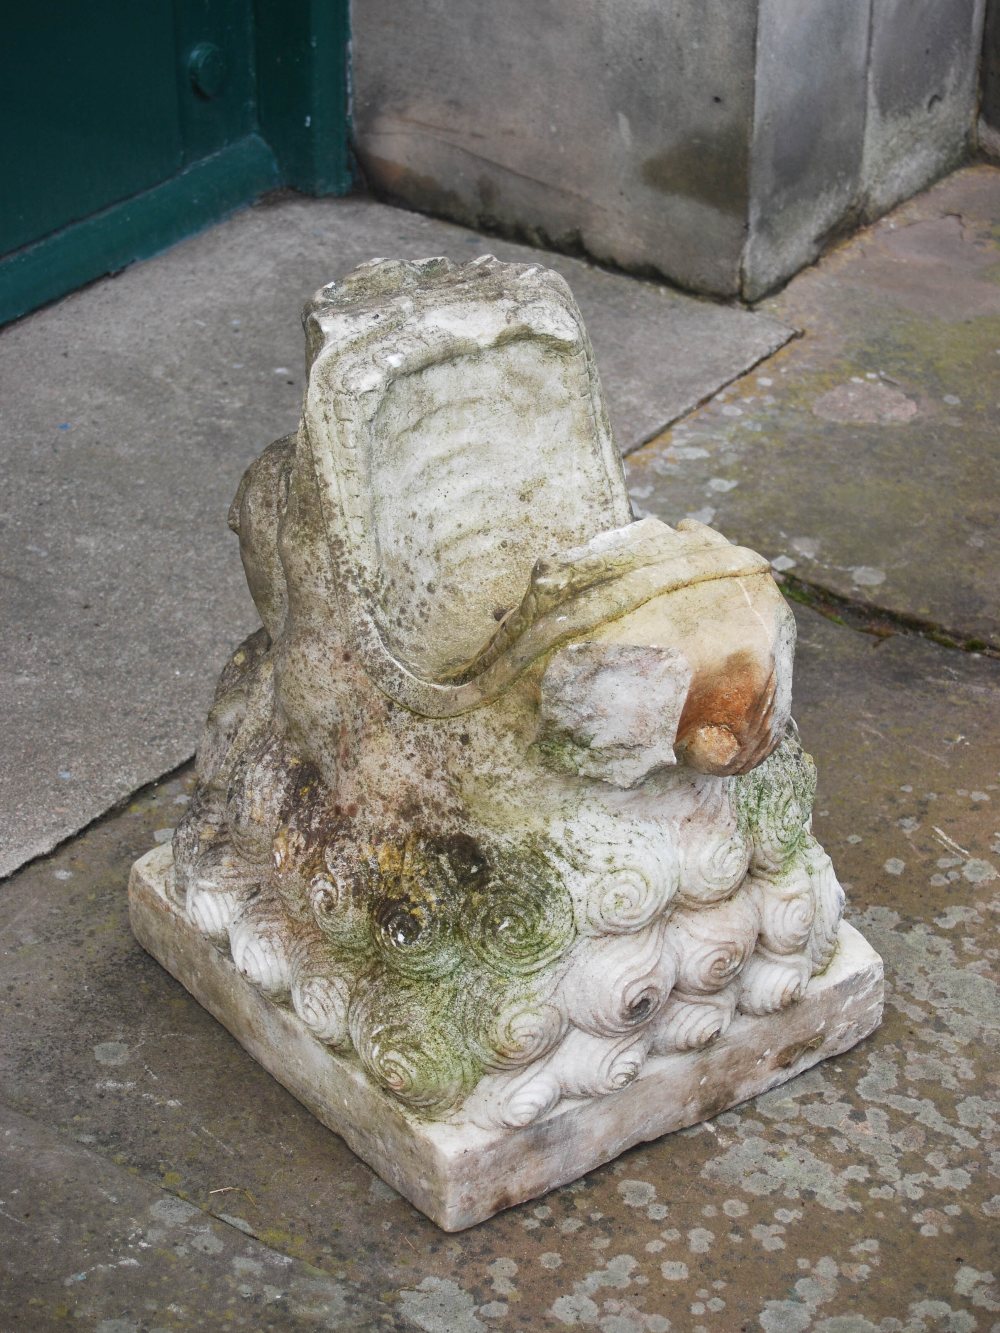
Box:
[676,651,779,776]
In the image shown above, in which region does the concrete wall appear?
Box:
[351,1,987,300]
[981,0,1000,155]
[351,0,758,297]
[744,0,870,301]
[862,0,986,217]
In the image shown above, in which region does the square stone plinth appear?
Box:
[129,845,884,1231]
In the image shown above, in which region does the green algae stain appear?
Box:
[734,727,817,871]
[462,842,576,978]
[349,968,485,1117]
[337,835,577,1118]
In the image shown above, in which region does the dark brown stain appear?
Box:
[476,174,499,212]
[640,123,750,216]
[698,1083,739,1125]
[775,1033,825,1070]
[360,154,476,229]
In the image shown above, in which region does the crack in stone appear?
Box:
[776,572,999,659]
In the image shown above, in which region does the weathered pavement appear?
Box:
[626,166,1000,654]
[1,166,999,1330]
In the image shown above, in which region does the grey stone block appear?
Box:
[627,166,1000,652]
[351,0,759,298]
[862,0,986,216]
[352,0,987,299]
[744,0,870,300]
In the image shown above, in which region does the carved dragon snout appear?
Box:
[534,520,795,785]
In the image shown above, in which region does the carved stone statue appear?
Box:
[130,256,883,1228]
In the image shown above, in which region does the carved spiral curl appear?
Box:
[306,848,374,958]
[751,789,808,873]
[289,935,352,1047]
[174,806,255,938]
[553,1028,650,1099]
[360,834,473,979]
[750,862,816,955]
[738,949,811,1016]
[371,894,462,980]
[735,728,817,874]
[188,883,246,941]
[292,972,351,1046]
[349,973,477,1115]
[653,983,739,1052]
[265,838,321,928]
[462,981,568,1070]
[678,822,752,908]
[667,892,759,996]
[803,838,845,972]
[562,811,680,935]
[589,864,674,935]
[182,847,253,940]
[463,847,576,977]
[465,1067,563,1130]
[228,897,294,997]
[558,922,676,1037]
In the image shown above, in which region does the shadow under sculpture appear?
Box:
[129,256,884,1229]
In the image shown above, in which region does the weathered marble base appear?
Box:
[129,845,884,1231]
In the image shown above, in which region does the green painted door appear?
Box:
[0,0,350,326]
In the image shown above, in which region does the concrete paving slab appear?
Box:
[0,1103,402,1331]
[2,605,997,1328]
[626,165,1000,651]
[0,194,792,880]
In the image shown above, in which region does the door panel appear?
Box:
[173,0,256,166]
[0,0,352,326]
[3,4,184,255]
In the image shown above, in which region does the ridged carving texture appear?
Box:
[560,810,680,934]
[558,922,676,1037]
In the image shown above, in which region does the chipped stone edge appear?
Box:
[129,844,884,1231]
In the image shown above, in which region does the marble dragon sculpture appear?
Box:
[164,256,851,1133]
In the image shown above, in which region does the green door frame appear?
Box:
[0,0,352,328]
